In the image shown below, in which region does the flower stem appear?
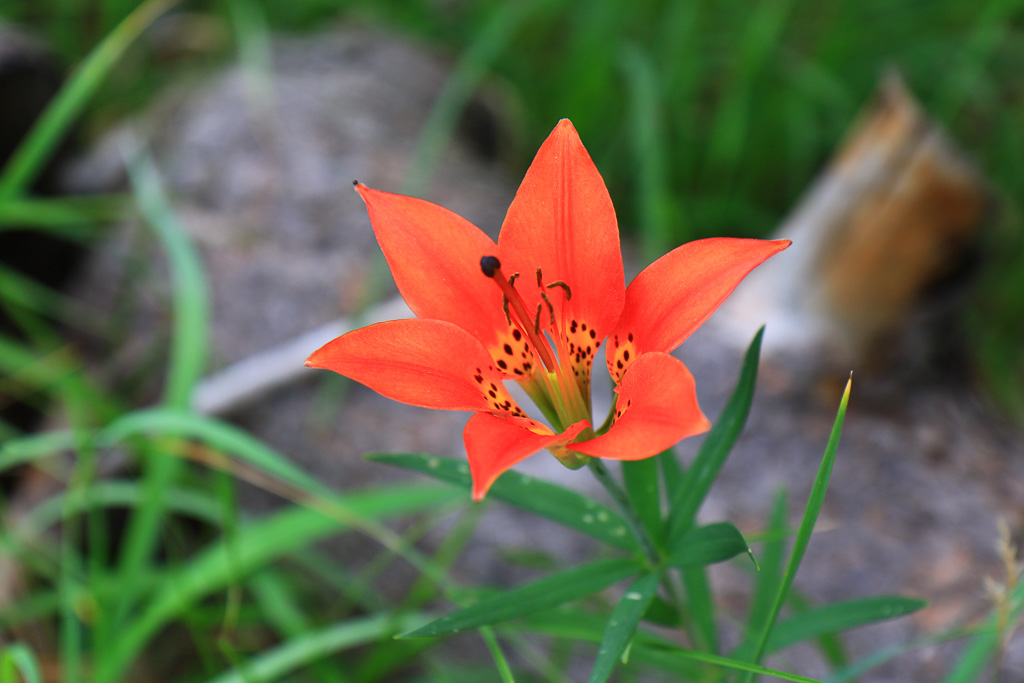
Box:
[587,459,661,566]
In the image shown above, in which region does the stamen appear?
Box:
[540,291,556,326]
[536,267,544,288]
[481,255,558,372]
[546,281,572,300]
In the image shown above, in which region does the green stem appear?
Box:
[587,460,661,566]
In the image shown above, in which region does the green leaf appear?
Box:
[682,567,717,653]
[742,376,851,682]
[747,488,789,635]
[400,557,643,639]
[622,458,663,543]
[371,453,636,552]
[667,327,763,543]
[666,522,752,569]
[766,596,926,654]
[588,571,661,683]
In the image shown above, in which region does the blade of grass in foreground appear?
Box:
[0,642,42,683]
[741,375,851,682]
[0,0,176,203]
[400,557,643,639]
[92,484,452,683]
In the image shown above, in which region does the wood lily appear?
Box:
[307,119,789,500]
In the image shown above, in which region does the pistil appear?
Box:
[480,256,558,372]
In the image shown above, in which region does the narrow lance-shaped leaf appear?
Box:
[400,557,643,639]
[667,327,763,543]
[588,571,661,683]
[666,522,753,569]
[742,376,852,682]
[370,453,636,552]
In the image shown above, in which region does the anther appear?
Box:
[509,272,520,287]
[480,256,501,278]
[502,296,511,325]
[540,291,556,326]
[534,304,542,334]
[536,267,544,288]
[546,280,572,300]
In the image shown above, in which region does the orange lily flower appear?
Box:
[307,119,789,501]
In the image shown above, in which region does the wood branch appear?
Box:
[719,71,993,367]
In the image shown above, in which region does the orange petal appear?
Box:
[306,319,525,414]
[607,238,789,382]
[464,413,590,501]
[570,352,709,460]
[355,184,509,349]
[497,119,625,342]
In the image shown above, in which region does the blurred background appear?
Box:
[1,0,1024,681]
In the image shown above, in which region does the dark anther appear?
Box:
[502,296,511,325]
[352,179,359,186]
[480,256,501,277]
[534,304,542,334]
[540,291,556,326]
[536,267,544,287]
[546,280,572,300]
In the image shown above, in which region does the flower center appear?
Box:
[481,256,592,431]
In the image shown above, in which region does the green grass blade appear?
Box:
[126,152,209,408]
[479,628,517,683]
[747,488,789,635]
[370,453,636,551]
[400,557,643,639]
[665,522,752,569]
[93,484,452,683]
[0,430,75,472]
[0,642,42,683]
[942,567,1024,683]
[681,566,717,653]
[621,458,663,544]
[621,44,677,260]
[0,0,176,202]
[100,408,335,500]
[667,327,763,543]
[631,644,825,683]
[587,570,660,683]
[742,376,851,682]
[205,613,427,683]
[765,596,926,655]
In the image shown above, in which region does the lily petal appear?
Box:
[355,184,513,352]
[607,238,790,382]
[570,352,709,460]
[497,119,626,343]
[306,319,525,415]
[464,413,590,501]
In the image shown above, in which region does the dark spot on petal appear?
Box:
[497,359,507,370]
[589,329,596,339]
[581,323,587,331]
[623,350,630,361]
[488,390,497,398]
[628,333,633,342]
[512,329,522,341]
[504,344,513,355]
[617,360,623,369]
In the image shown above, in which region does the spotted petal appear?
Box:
[464,413,590,501]
[497,120,626,343]
[306,319,524,414]
[570,352,709,460]
[607,238,790,382]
